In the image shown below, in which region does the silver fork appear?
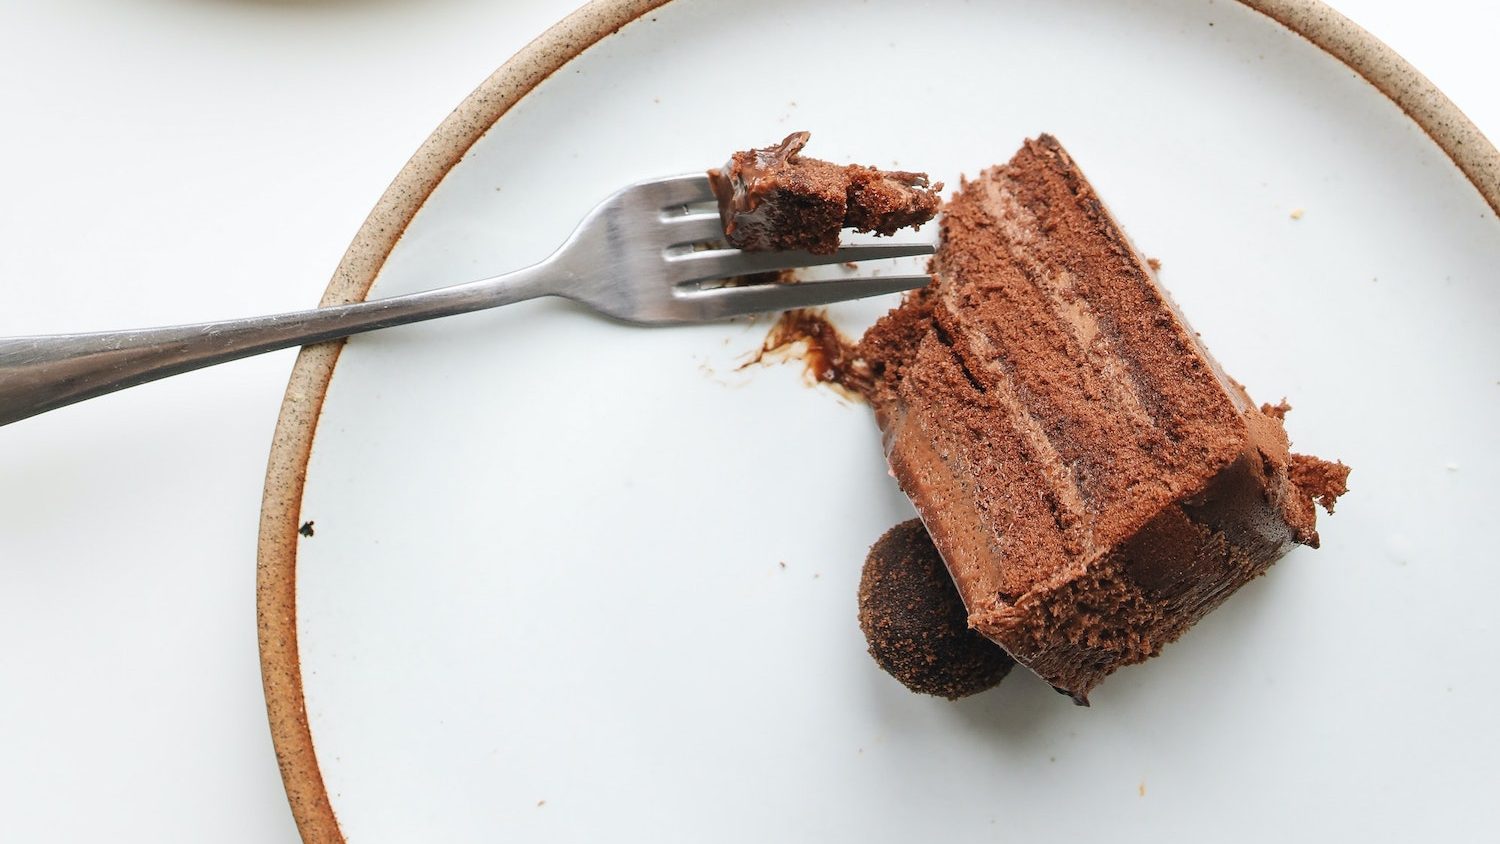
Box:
[0,174,932,427]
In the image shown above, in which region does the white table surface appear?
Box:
[0,1,1493,840]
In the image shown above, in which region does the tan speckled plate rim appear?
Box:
[256,1,1500,839]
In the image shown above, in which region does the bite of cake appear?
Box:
[707,132,942,254]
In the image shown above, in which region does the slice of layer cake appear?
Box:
[708,132,942,254]
[859,135,1348,700]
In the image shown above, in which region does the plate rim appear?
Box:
[255,1,1500,839]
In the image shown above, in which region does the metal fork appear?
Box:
[0,174,932,427]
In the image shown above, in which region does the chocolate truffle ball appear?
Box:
[858,519,1013,699]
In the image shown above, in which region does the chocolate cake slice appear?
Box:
[859,136,1348,701]
[708,132,941,254]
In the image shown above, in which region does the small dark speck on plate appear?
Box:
[537,799,546,808]
[299,521,315,537]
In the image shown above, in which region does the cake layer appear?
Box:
[860,136,1346,699]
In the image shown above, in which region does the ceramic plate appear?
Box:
[259,0,1500,840]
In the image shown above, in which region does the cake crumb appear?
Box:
[1139,781,1147,797]
[298,521,315,538]
[1146,257,1162,271]
[1290,454,1351,513]
[1290,208,1305,220]
[1260,399,1292,420]
[536,800,546,808]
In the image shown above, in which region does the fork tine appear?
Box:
[661,211,729,245]
[671,242,934,281]
[681,274,931,320]
[631,173,717,208]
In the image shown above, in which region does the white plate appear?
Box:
[261,0,1500,840]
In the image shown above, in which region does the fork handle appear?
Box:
[0,266,552,427]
